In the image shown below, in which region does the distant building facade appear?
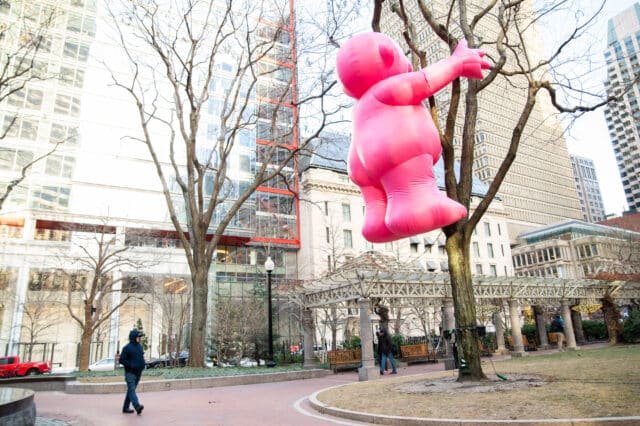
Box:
[570,155,606,223]
[604,3,640,212]
[511,220,640,279]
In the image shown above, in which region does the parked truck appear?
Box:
[0,356,51,378]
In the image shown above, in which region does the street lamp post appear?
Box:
[264,256,276,367]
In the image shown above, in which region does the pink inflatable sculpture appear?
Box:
[336,33,490,243]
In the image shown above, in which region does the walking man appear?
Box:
[377,328,397,375]
[119,329,145,414]
[550,314,564,352]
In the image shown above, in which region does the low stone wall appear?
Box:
[0,388,36,426]
[66,369,331,394]
[0,376,74,392]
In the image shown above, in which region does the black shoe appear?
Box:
[380,371,384,375]
[136,405,144,415]
[391,371,398,374]
[123,408,134,414]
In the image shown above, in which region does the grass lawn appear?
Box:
[316,344,640,420]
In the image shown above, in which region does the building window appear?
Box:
[475,264,483,275]
[489,265,497,276]
[324,201,328,216]
[497,223,502,235]
[54,94,81,117]
[342,203,351,222]
[472,242,480,257]
[325,227,330,243]
[410,242,418,253]
[487,243,494,258]
[343,229,352,248]
[484,222,491,237]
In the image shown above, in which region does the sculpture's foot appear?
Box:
[380,156,467,236]
[359,185,399,243]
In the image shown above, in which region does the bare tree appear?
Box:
[54,221,157,371]
[105,0,349,367]
[0,3,62,210]
[365,0,634,380]
[154,277,191,366]
[214,295,266,365]
[20,289,62,361]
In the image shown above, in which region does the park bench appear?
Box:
[327,349,361,372]
[399,343,436,364]
[507,335,536,351]
[478,341,494,356]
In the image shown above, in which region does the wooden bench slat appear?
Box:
[327,349,361,372]
[400,343,436,364]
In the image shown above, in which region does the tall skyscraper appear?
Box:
[604,3,640,212]
[379,1,583,240]
[0,0,300,366]
[570,155,606,222]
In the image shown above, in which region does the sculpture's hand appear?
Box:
[453,39,491,80]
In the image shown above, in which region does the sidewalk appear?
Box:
[35,362,446,425]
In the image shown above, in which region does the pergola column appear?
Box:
[357,297,377,381]
[508,299,526,357]
[302,307,316,369]
[441,298,456,369]
[561,300,578,351]
[533,305,550,350]
[492,310,506,354]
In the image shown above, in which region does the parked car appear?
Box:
[146,351,188,369]
[88,357,117,372]
[0,356,51,377]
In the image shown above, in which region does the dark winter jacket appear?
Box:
[378,329,393,355]
[550,317,564,333]
[119,330,145,375]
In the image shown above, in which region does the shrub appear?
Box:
[582,320,608,341]
[343,335,361,350]
[521,323,538,345]
[620,311,640,343]
[391,334,404,356]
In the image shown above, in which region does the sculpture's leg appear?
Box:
[349,147,397,242]
[380,154,467,235]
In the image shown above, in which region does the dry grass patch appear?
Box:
[316,345,640,420]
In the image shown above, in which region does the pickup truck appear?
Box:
[0,356,51,378]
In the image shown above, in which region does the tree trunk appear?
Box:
[447,231,486,381]
[189,262,209,367]
[78,326,93,371]
[602,295,620,345]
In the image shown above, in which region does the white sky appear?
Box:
[563,0,638,216]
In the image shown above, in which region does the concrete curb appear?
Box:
[65,369,332,394]
[307,383,640,425]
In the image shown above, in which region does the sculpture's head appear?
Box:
[336,32,412,99]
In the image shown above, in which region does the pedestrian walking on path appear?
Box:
[550,314,564,352]
[119,329,146,414]
[377,328,397,375]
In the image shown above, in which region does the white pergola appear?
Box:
[291,251,640,381]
